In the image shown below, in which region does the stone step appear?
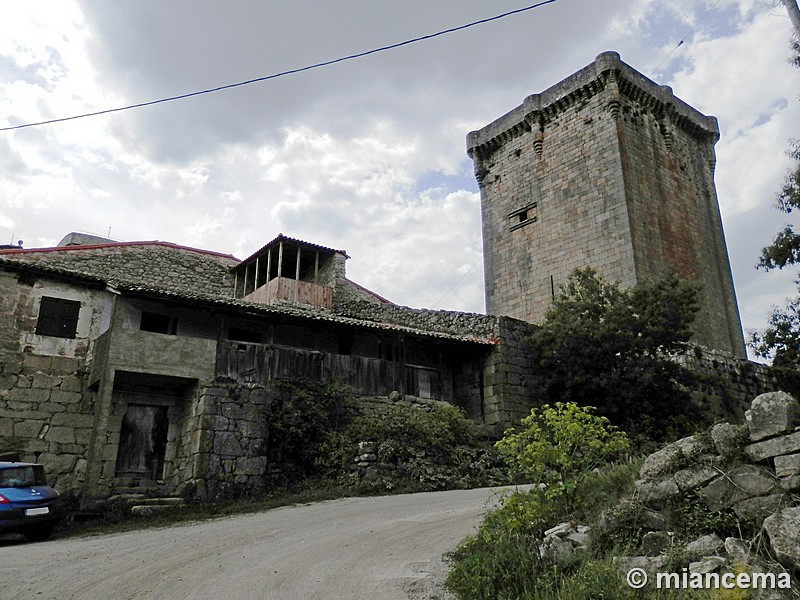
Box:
[129,504,184,517]
[133,497,186,507]
[107,493,147,504]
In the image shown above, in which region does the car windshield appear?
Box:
[0,465,47,487]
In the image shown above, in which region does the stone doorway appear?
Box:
[115,403,169,479]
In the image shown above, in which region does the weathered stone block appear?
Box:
[200,414,229,432]
[745,392,799,442]
[639,435,708,480]
[74,428,93,446]
[686,534,724,559]
[14,420,44,438]
[44,426,76,444]
[724,537,750,562]
[0,418,12,437]
[700,465,777,512]
[745,431,800,462]
[59,375,83,392]
[37,402,68,413]
[32,374,62,389]
[22,354,52,373]
[732,493,789,520]
[635,477,679,509]
[688,556,725,574]
[773,453,800,478]
[37,453,78,474]
[710,422,746,457]
[8,387,50,404]
[213,432,243,456]
[50,356,79,375]
[234,456,267,476]
[49,413,94,428]
[674,466,719,492]
[763,506,800,571]
[49,390,82,405]
[779,475,800,492]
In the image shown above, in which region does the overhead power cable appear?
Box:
[431,254,483,308]
[1,0,558,132]
[650,0,722,77]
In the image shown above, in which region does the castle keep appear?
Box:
[0,52,765,504]
[467,51,745,357]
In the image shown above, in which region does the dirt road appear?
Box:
[0,485,520,599]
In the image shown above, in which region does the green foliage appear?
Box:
[445,461,644,600]
[496,402,629,508]
[317,403,508,492]
[530,268,702,440]
[663,491,741,539]
[265,380,352,474]
[751,42,800,369]
[447,404,634,600]
[749,297,800,368]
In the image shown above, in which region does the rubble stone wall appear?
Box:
[0,270,111,495]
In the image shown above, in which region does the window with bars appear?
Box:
[36,297,81,339]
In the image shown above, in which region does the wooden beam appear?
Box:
[295,245,302,281]
[277,242,284,279]
[266,248,272,282]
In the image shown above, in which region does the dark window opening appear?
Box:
[36,297,80,339]
[509,202,538,231]
[140,312,178,335]
[228,327,262,343]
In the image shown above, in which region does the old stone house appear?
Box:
[0,52,780,503]
[0,234,533,500]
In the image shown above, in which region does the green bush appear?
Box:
[317,402,508,492]
[447,405,636,600]
[495,402,629,509]
[265,379,352,476]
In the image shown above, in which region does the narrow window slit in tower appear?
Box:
[508,202,538,231]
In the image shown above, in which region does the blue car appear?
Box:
[0,461,63,541]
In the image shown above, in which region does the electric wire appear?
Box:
[650,0,722,77]
[431,254,483,308]
[1,1,558,132]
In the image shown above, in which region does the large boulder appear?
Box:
[700,465,777,512]
[763,506,800,571]
[745,392,799,442]
[639,435,709,480]
[745,431,800,462]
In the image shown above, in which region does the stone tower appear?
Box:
[467,51,745,357]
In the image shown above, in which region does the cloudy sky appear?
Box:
[1,0,798,357]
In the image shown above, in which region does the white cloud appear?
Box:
[0,0,797,340]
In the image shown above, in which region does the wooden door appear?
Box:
[115,404,169,479]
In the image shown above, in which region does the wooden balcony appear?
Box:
[242,277,332,309]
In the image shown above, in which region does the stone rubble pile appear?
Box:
[543,391,800,597]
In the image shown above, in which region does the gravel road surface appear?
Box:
[0,485,521,599]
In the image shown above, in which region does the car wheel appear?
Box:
[25,525,54,542]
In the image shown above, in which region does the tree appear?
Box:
[529,268,701,440]
[751,42,800,368]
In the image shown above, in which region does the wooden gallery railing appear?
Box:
[215,341,441,399]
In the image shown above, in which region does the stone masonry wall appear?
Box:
[481,317,537,434]
[675,348,782,423]
[0,269,110,496]
[467,51,745,358]
[183,380,271,501]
